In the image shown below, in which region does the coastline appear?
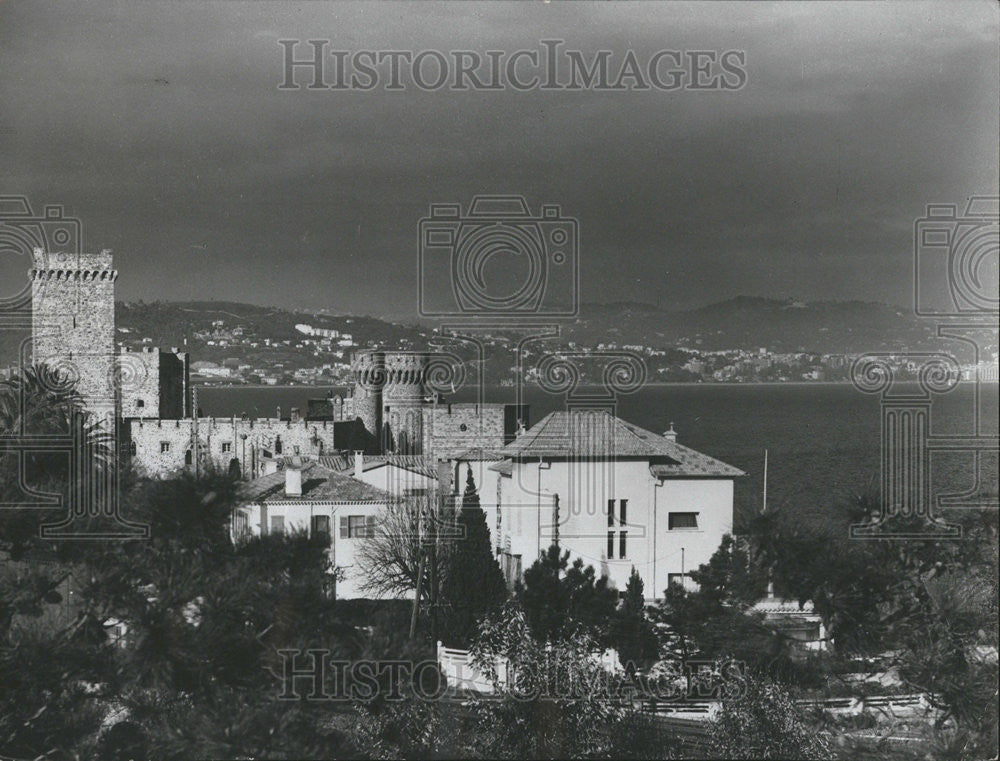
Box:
[193,379,999,390]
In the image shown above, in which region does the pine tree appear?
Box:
[517,544,618,645]
[612,567,659,674]
[439,467,508,648]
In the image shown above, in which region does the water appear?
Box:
[196,382,998,529]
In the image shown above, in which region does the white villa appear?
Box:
[458,410,744,599]
[232,458,392,599]
[231,412,745,604]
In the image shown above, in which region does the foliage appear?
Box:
[610,568,659,673]
[655,535,796,679]
[355,490,455,602]
[438,466,508,648]
[516,544,618,644]
[0,365,366,759]
[753,490,999,754]
[468,601,634,759]
[706,676,831,759]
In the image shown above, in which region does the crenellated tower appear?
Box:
[382,351,428,455]
[350,350,385,451]
[31,249,117,421]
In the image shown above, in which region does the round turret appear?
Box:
[350,351,385,445]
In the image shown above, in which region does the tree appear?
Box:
[438,466,507,648]
[1,365,360,759]
[753,490,999,755]
[469,601,633,760]
[611,568,659,674]
[355,490,454,601]
[516,544,618,644]
[655,536,794,679]
[706,675,831,759]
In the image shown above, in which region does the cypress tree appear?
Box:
[440,466,507,648]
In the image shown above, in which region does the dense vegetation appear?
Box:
[2,364,996,759]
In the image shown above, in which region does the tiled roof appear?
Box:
[497,411,743,478]
[318,454,439,479]
[453,447,510,462]
[238,462,390,504]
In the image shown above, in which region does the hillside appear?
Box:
[561,297,941,353]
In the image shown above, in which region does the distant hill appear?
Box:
[560,297,941,353]
[1,296,951,377]
[115,300,426,351]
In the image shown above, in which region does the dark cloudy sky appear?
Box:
[1,1,997,319]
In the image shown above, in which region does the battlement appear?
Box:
[31,249,118,281]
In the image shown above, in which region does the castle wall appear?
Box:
[421,403,510,460]
[118,348,161,419]
[127,417,340,478]
[118,348,189,420]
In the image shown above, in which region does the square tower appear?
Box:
[31,248,117,420]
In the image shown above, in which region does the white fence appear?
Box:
[436,642,507,694]
[436,642,621,695]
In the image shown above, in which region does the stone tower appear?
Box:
[382,351,428,455]
[31,249,117,421]
[351,350,385,451]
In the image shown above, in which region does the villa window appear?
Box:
[606,498,629,559]
[668,512,699,530]
[311,515,330,539]
[233,511,249,540]
[270,515,285,535]
[668,573,688,589]
[340,514,375,538]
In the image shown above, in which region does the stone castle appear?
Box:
[30,249,525,478]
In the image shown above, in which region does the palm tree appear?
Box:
[0,363,115,553]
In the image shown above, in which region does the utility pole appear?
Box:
[430,491,440,649]
[192,385,199,479]
[762,448,768,514]
[409,500,423,642]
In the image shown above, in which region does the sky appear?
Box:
[0,1,997,319]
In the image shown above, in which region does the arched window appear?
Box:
[136,399,145,409]
[184,449,193,466]
[275,436,283,454]
[129,440,137,456]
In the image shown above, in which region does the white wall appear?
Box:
[482,458,733,599]
[233,500,390,599]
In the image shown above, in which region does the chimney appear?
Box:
[437,459,453,495]
[354,450,364,479]
[664,423,677,442]
[290,407,301,424]
[285,456,302,497]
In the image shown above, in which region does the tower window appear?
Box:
[136,399,145,408]
[221,442,232,453]
[160,442,170,453]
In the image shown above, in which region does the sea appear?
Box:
[196,382,998,530]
